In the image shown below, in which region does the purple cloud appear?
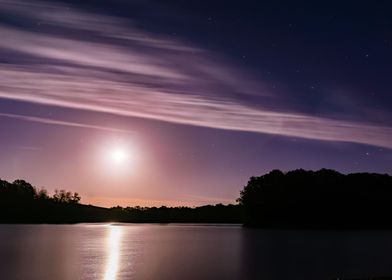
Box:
[0,0,391,148]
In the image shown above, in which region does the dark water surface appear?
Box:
[0,224,392,279]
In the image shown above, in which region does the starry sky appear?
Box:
[0,0,391,207]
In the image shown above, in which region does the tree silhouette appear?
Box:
[0,177,240,223]
[239,169,392,228]
[53,189,81,204]
[2,169,391,226]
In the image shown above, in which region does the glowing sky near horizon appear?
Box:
[0,0,391,207]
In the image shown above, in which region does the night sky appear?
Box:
[0,0,391,207]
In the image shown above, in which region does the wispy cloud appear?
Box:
[14,146,43,151]
[0,112,133,134]
[0,0,391,148]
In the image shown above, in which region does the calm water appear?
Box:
[1,224,392,280]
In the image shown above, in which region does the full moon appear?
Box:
[99,140,139,175]
[110,147,127,164]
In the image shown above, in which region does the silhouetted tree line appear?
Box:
[3,169,392,226]
[0,178,241,223]
[108,204,241,223]
[0,179,80,203]
[238,169,392,228]
[0,179,85,223]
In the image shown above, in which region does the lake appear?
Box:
[1,224,392,279]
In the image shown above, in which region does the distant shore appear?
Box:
[2,169,392,228]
